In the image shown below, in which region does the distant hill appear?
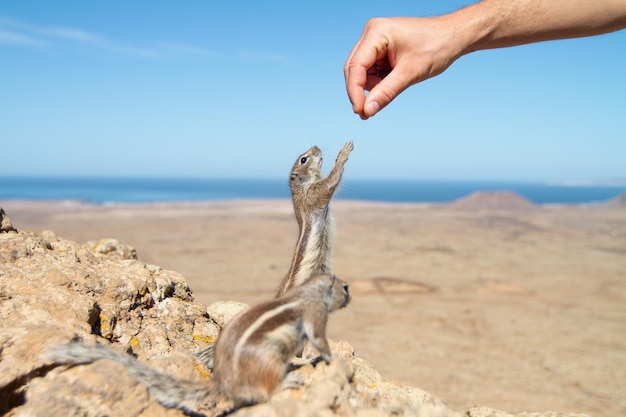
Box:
[448,190,536,210]
[603,192,626,208]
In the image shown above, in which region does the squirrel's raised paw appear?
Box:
[336,141,354,163]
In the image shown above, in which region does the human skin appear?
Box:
[344,0,626,120]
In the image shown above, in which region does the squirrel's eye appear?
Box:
[300,157,308,164]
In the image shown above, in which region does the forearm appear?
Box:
[453,0,626,54]
[344,0,626,119]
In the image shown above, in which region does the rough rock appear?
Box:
[448,191,536,211]
[206,300,248,327]
[0,222,217,416]
[0,207,591,417]
[0,208,17,233]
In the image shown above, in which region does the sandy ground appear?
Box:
[2,199,625,416]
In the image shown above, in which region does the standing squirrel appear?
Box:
[43,274,351,414]
[194,142,354,371]
[276,141,354,297]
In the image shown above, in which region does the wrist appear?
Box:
[446,1,497,56]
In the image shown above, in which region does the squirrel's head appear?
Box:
[299,273,351,313]
[326,274,351,312]
[290,146,323,185]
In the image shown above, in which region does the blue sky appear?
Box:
[1,1,624,182]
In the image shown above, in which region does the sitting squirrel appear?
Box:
[44,274,351,414]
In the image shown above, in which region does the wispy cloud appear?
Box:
[237,50,292,63]
[0,15,291,63]
[0,28,47,47]
[0,14,215,59]
[159,42,216,57]
[37,26,107,45]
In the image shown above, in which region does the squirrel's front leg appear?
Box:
[304,318,332,364]
[321,141,354,196]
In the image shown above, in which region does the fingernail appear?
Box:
[366,100,380,117]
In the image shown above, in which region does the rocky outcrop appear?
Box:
[0,208,590,417]
[0,207,17,233]
[448,191,536,211]
[0,210,217,416]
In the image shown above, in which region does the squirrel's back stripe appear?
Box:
[232,300,302,372]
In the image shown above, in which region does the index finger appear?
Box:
[344,41,370,115]
[344,26,387,114]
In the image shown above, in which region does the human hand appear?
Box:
[344,16,464,120]
[345,1,626,120]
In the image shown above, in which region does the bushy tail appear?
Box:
[194,345,214,370]
[43,342,215,413]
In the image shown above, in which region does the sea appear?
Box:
[1,177,625,205]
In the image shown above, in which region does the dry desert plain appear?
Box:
[2,197,625,416]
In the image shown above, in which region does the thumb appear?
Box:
[363,64,413,118]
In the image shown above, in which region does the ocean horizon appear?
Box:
[1,176,625,205]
